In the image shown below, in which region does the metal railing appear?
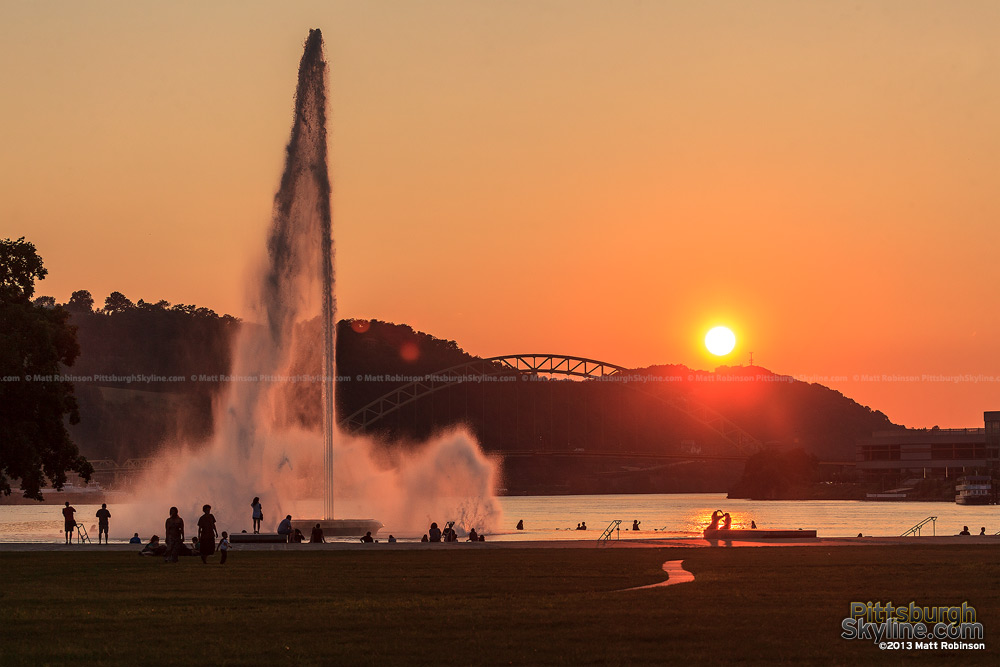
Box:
[74,523,92,544]
[597,520,622,546]
[900,516,937,537]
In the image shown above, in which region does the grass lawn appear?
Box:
[1,545,997,665]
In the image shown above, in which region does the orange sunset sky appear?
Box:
[3,2,1000,428]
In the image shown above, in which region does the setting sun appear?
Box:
[705,326,736,356]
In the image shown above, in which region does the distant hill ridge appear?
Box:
[47,292,899,474]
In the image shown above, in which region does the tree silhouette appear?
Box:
[0,238,92,499]
[66,290,95,314]
[103,291,135,314]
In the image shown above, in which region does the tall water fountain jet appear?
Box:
[116,29,502,540]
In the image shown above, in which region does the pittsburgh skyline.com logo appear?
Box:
[841,601,985,651]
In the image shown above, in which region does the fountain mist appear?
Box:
[117,29,501,538]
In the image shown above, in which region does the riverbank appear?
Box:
[1,543,996,665]
[1,534,998,551]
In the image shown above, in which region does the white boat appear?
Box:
[955,476,992,505]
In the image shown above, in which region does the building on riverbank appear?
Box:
[856,412,1000,500]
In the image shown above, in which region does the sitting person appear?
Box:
[428,522,441,542]
[291,528,305,544]
[310,523,325,544]
[478,534,485,542]
[128,533,142,544]
[277,515,293,540]
[707,510,725,531]
[176,537,196,556]
[580,522,587,530]
[140,535,167,557]
[467,528,478,542]
[420,534,429,542]
[960,526,971,535]
[722,513,732,530]
[360,531,374,543]
[387,535,396,543]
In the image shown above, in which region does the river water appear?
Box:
[2,494,997,543]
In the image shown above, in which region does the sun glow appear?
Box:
[705,326,736,356]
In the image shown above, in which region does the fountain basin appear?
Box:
[291,518,383,537]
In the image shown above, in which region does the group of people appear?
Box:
[139,504,230,565]
[959,525,988,536]
[60,501,112,544]
[419,521,486,543]
[707,510,732,530]
[276,514,305,543]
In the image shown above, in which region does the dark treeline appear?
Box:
[48,293,900,493]
[44,290,239,462]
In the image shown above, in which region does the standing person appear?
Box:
[217,532,230,565]
[197,505,218,564]
[95,503,111,544]
[62,502,77,544]
[251,497,263,535]
[164,507,184,563]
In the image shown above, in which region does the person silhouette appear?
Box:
[960,526,971,535]
[516,520,524,531]
[164,507,184,563]
[277,515,293,541]
[62,502,77,544]
[95,503,111,544]
[632,520,640,531]
[251,497,263,535]
[197,504,218,563]
[722,513,732,530]
[218,532,230,565]
[707,510,724,531]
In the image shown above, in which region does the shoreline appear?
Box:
[2,534,997,551]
